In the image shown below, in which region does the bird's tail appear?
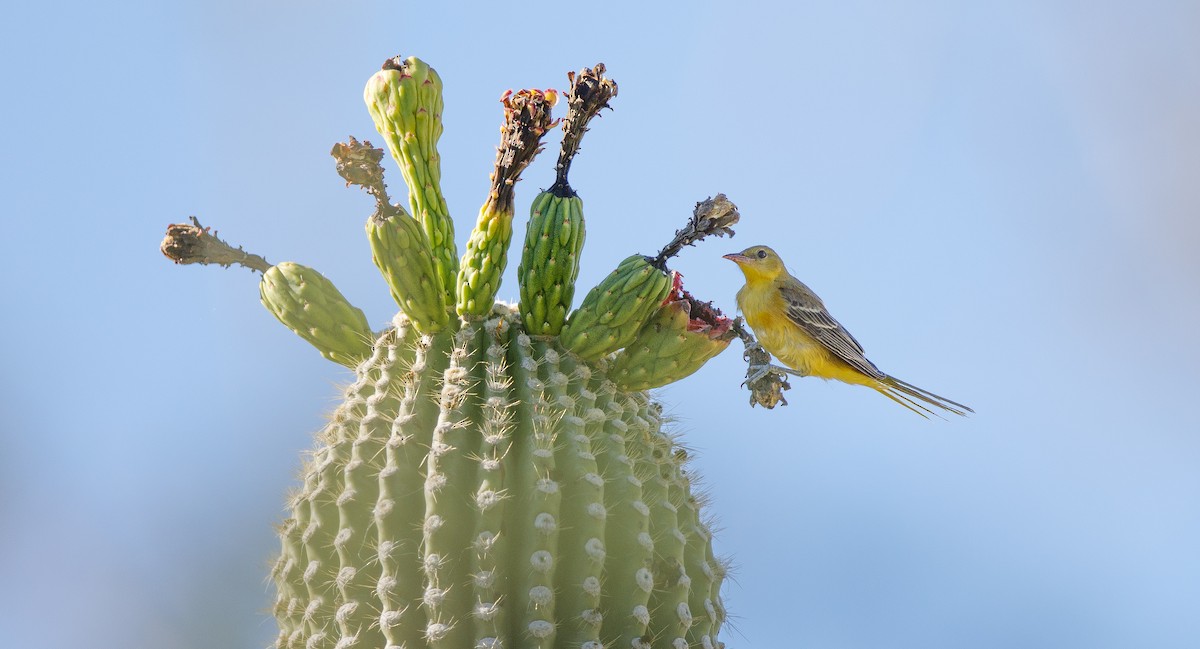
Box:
[876,375,973,418]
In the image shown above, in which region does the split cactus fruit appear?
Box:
[161,57,774,649]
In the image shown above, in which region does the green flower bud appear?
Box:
[610,276,736,390]
[456,89,558,318]
[366,208,449,334]
[560,255,672,360]
[364,55,458,299]
[518,191,584,335]
[259,262,373,367]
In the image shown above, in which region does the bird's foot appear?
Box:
[734,326,794,409]
[743,362,805,386]
[741,362,797,409]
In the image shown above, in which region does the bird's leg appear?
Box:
[738,334,804,385]
[729,319,794,409]
[744,362,804,386]
[742,362,769,386]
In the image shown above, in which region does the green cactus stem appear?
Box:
[456,89,558,318]
[161,55,803,649]
[364,55,458,299]
[518,64,617,336]
[264,310,730,649]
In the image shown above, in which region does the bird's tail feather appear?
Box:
[878,376,973,418]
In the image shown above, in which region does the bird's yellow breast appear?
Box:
[736,279,867,385]
[737,281,821,373]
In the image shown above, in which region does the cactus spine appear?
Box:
[161,57,770,649]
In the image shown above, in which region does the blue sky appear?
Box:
[2,2,1198,648]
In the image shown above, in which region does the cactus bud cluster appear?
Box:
[162,55,772,649]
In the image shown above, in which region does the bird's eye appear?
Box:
[756,249,767,259]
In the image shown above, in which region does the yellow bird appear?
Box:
[724,245,972,417]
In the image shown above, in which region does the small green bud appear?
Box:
[366,208,449,334]
[560,255,672,360]
[259,262,373,367]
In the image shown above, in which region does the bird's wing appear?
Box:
[778,280,884,379]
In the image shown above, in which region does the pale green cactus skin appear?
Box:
[269,308,728,649]
[366,207,449,334]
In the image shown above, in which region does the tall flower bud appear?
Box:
[364,55,458,299]
[455,89,558,317]
[518,64,617,335]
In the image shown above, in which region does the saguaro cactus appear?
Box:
[163,56,790,649]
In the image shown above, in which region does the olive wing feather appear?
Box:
[778,281,884,380]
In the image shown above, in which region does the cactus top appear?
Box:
[160,54,809,649]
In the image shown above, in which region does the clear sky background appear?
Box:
[2,2,1198,648]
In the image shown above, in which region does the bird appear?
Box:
[723,245,972,417]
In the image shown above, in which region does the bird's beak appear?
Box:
[722,253,749,264]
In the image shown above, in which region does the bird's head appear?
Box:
[722,245,785,281]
